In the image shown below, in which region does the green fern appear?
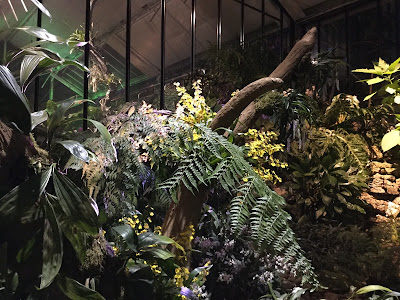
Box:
[158,124,319,286]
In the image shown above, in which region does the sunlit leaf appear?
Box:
[16,27,62,43]
[29,0,52,18]
[381,130,400,152]
[356,285,392,295]
[352,68,382,75]
[366,77,385,85]
[57,275,105,300]
[56,140,90,163]
[31,110,48,130]
[389,57,400,72]
[385,86,396,94]
[363,92,376,101]
[20,55,44,88]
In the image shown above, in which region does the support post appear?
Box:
[34,0,42,112]
[376,0,381,57]
[83,0,90,130]
[240,0,244,48]
[396,0,400,52]
[345,10,350,71]
[191,0,196,76]
[126,0,131,102]
[217,0,222,50]
[317,21,321,53]
[261,0,265,37]
[160,0,166,109]
[280,7,283,61]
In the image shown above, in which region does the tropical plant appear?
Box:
[352,57,400,152]
[103,215,212,299]
[192,208,300,300]
[287,152,367,221]
[256,90,318,148]
[0,13,112,300]
[78,82,319,286]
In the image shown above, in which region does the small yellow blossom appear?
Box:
[244,128,287,183]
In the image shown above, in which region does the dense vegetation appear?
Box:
[1,3,400,300]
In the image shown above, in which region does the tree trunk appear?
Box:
[233,27,317,135]
[209,77,283,131]
[161,27,318,259]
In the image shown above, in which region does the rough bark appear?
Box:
[209,78,283,131]
[161,184,208,255]
[162,28,318,258]
[233,27,317,134]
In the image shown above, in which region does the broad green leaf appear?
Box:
[47,98,79,141]
[145,247,174,260]
[0,65,31,134]
[138,232,175,249]
[50,197,88,264]
[352,68,383,75]
[382,130,400,152]
[52,171,98,235]
[20,55,44,88]
[363,92,376,101]
[386,86,396,94]
[31,110,48,130]
[87,119,111,143]
[48,194,88,264]
[16,27,63,43]
[40,199,63,289]
[356,285,392,295]
[378,58,389,70]
[56,140,90,163]
[57,275,106,300]
[389,57,400,72]
[366,77,385,85]
[30,0,52,18]
[113,224,138,252]
[185,264,212,285]
[0,167,52,226]
[126,263,151,276]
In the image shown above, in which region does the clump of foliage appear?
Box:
[285,94,370,221]
[80,81,319,287]
[0,25,114,299]
[198,41,279,104]
[352,57,400,152]
[97,208,212,299]
[294,222,400,292]
[192,209,301,300]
